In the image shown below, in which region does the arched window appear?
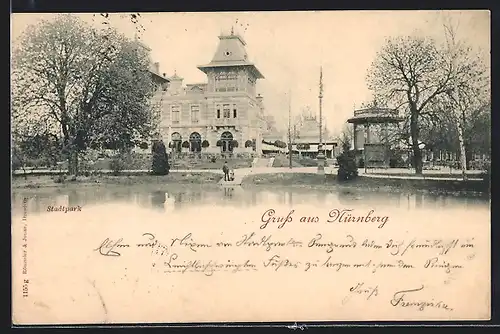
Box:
[189,132,202,152]
[189,132,201,141]
[221,132,233,140]
[171,132,182,153]
[220,131,234,152]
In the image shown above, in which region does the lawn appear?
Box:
[242,173,489,196]
[12,172,224,189]
[366,171,485,178]
[272,154,303,168]
[170,157,253,170]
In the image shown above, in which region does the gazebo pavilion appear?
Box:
[347,106,404,168]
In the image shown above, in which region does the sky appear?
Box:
[11,10,490,136]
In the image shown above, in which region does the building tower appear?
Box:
[196,29,265,155]
[160,28,266,157]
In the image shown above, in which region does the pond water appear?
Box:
[11,184,489,218]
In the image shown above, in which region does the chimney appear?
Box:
[153,62,160,74]
[256,94,263,104]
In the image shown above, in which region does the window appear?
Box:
[190,105,200,123]
[171,105,180,124]
[223,104,231,118]
[233,104,237,118]
[189,132,202,152]
[220,131,234,153]
[171,132,182,153]
[216,106,221,119]
[215,72,238,92]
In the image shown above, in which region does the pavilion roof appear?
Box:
[347,107,404,124]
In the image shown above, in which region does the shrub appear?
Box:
[139,142,149,150]
[12,153,22,172]
[245,140,253,148]
[480,161,491,184]
[151,140,170,175]
[337,151,358,181]
[274,140,287,148]
[298,157,317,167]
[201,140,210,148]
[110,154,126,176]
[181,141,190,149]
[53,174,66,183]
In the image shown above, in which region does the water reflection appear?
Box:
[223,187,234,199]
[12,184,489,218]
[337,189,364,203]
[416,193,424,208]
[151,191,166,210]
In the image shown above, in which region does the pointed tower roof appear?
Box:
[170,74,182,80]
[169,70,183,81]
[197,30,264,79]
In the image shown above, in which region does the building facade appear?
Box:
[149,61,170,136]
[158,30,267,156]
[129,40,170,153]
[291,115,337,159]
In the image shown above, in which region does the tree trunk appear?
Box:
[14,151,28,180]
[68,150,79,176]
[455,116,468,181]
[465,143,473,170]
[20,162,28,180]
[410,107,423,174]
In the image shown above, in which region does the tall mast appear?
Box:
[288,89,292,169]
[319,66,323,151]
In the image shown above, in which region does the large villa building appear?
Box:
[156,30,267,156]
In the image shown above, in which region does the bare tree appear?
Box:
[338,124,353,153]
[440,14,490,179]
[465,104,490,161]
[11,14,156,175]
[367,36,458,174]
[367,24,489,176]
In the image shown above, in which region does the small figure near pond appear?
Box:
[222,161,229,181]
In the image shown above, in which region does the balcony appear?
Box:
[214,117,238,126]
